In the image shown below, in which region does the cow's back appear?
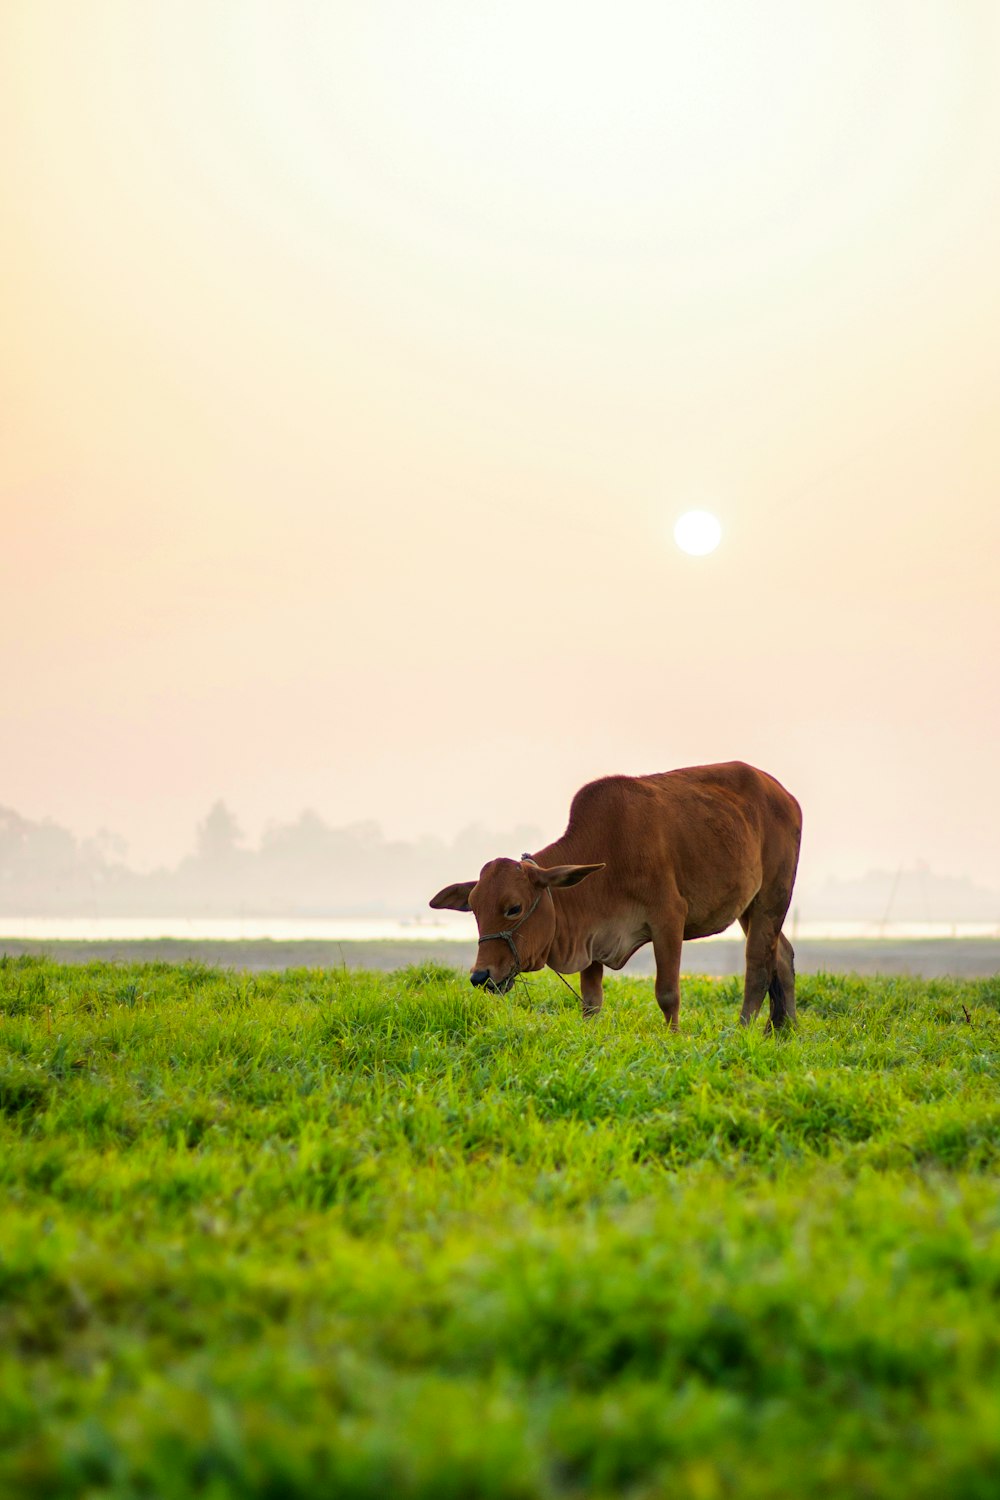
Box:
[545,762,800,941]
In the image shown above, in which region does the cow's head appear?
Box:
[429,856,604,993]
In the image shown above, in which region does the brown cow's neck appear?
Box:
[533,832,588,867]
[531,834,594,974]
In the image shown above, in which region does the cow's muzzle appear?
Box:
[470,967,516,995]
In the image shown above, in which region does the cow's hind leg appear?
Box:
[651,918,684,1031]
[580,959,604,1018]
[738,903,784,1029]
[770,933,797,1029]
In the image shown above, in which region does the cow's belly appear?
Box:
[556,873,760,971]
[683,872,762,940]
[683,913,739,941]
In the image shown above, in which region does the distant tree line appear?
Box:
[0,802,543,917]
[1,802,997,920]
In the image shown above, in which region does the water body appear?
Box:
[2,919,999,978]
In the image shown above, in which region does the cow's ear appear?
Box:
[429,880,476,911]
[526,862,605,889]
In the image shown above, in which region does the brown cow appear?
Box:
[429,761,802,1030]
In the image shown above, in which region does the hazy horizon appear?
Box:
[3,2,999,896]
[3,797,998,927]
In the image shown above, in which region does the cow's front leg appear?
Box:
[651,922,684,1031]
[580,959,604,1017]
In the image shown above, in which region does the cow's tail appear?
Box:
[767,970,788,1031]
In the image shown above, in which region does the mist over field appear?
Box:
[2,799,998,924]
[0,801,540,920]
[4,4,1000,905]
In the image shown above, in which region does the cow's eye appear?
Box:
[504,904,522,919]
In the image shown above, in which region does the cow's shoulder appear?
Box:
[566,774,646,822]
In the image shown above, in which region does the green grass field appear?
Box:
[2,955,999,1499]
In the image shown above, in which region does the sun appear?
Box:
[674,510,722,556]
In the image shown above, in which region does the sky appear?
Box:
[2,0,999,895]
